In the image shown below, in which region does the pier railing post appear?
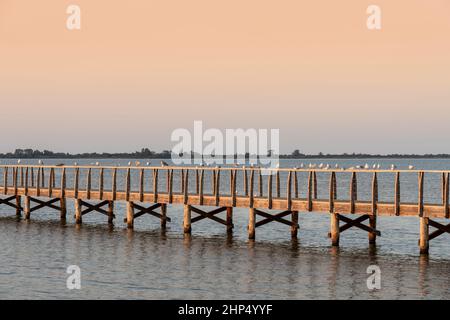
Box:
[183,204,191,234]
[291,211,299,238]
[15,195,21,217]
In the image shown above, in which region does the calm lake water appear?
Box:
[1,158,450,299]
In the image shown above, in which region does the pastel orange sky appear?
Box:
[1,0,449,154]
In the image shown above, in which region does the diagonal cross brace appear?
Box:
[29,197,61,213]
[337,214,381,236]
[80,200,111,216]
[131,203,171,222]
[428,219,450,241]
[0,196,20,210]
[254,209,296,228]
[190,206,227,225]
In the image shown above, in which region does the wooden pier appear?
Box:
[1,164,450,255]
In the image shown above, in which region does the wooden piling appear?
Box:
[75,199,82,224]
[369,172,378,244]
[226,207,233,234]
[183,204,191,234]
[248,208,256,239]
[24,196,31,220]
[107,201,114,224]
[15,195,21,216]
[126,201,134,229]
[161,203,167,229]
[291,211,299,238]
[60,168,67,220]
[419,217,429,255]
[330,213,340,246]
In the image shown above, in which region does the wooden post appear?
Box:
[161,203,167,229]
[329,171,339,246]
[112,168,117,201]
[294,171,298,199]
[267,172,273,209]
[107,201,114,224]
[258,170,263,197]
[419,217,429,255]
[244,169,248,197]
[24,196,31,220]
[3,167,8,195]
[286,171,292,211]
[330,213,340,246]
[394,172,400,216]
[226,207,233,234]
[153,169,158,203]
[15,195,21,216]
[60,168,66,220]
[369,172,378,244]
[249,169,254,208]
[125,168,131,202]
[307,171,313,211]
[443,172,449,218]
[231,170,237,207]
[99,168,104,200]
[75,199,82,224]
[183,204,191,234]
[312,171,317,199]
[350,172,356,213]
[139,169,144,202]
[418,171,428,254]
[276,170,280,198]
[214,169,220,206]
[199,170,204,205]
[248,208,256,239]
[126,201,134,229]
[291,211,299,238]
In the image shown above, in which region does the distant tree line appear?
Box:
[2,148,450,159]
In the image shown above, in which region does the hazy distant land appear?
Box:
[1,148,450,159]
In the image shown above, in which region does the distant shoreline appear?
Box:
[2,149,450,160]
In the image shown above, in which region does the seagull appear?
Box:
[300,163,304,168]
[95,162,100,166]
[38,160,43,165]
[408,165,415,170]
[161,160,169,167]
[335,164,339,169]
[364,163,370,169]
[17,159,21,164]
[377,164,381,169]
[372,164,377,169]
[391,164,396,170]
[324,164,330,170]
[128,161,132,166]
[318,163,324,169]
[74,162,78,166]
[355,165,361,169]
[146,161,151,166]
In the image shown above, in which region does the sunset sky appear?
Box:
[1,0,450,154]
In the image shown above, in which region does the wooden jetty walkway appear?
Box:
[1,164,450,255]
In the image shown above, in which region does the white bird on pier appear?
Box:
[318,163,324,169]
[364,163,370,170]
[128,161,132,166]
[390,164,396,170]
[300,163,304,168]
[17,159,21,164]
[324,164,330,170]
[377,164,381,169]
[335,164,339,169]
[95,162,100,166]
[372,164,377,169]
[146,161,151,166]
[355,165,362,169]
[74,162,78,166]
[161,160,169,167]
[38,160,43,165]
[408,165,415,170]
